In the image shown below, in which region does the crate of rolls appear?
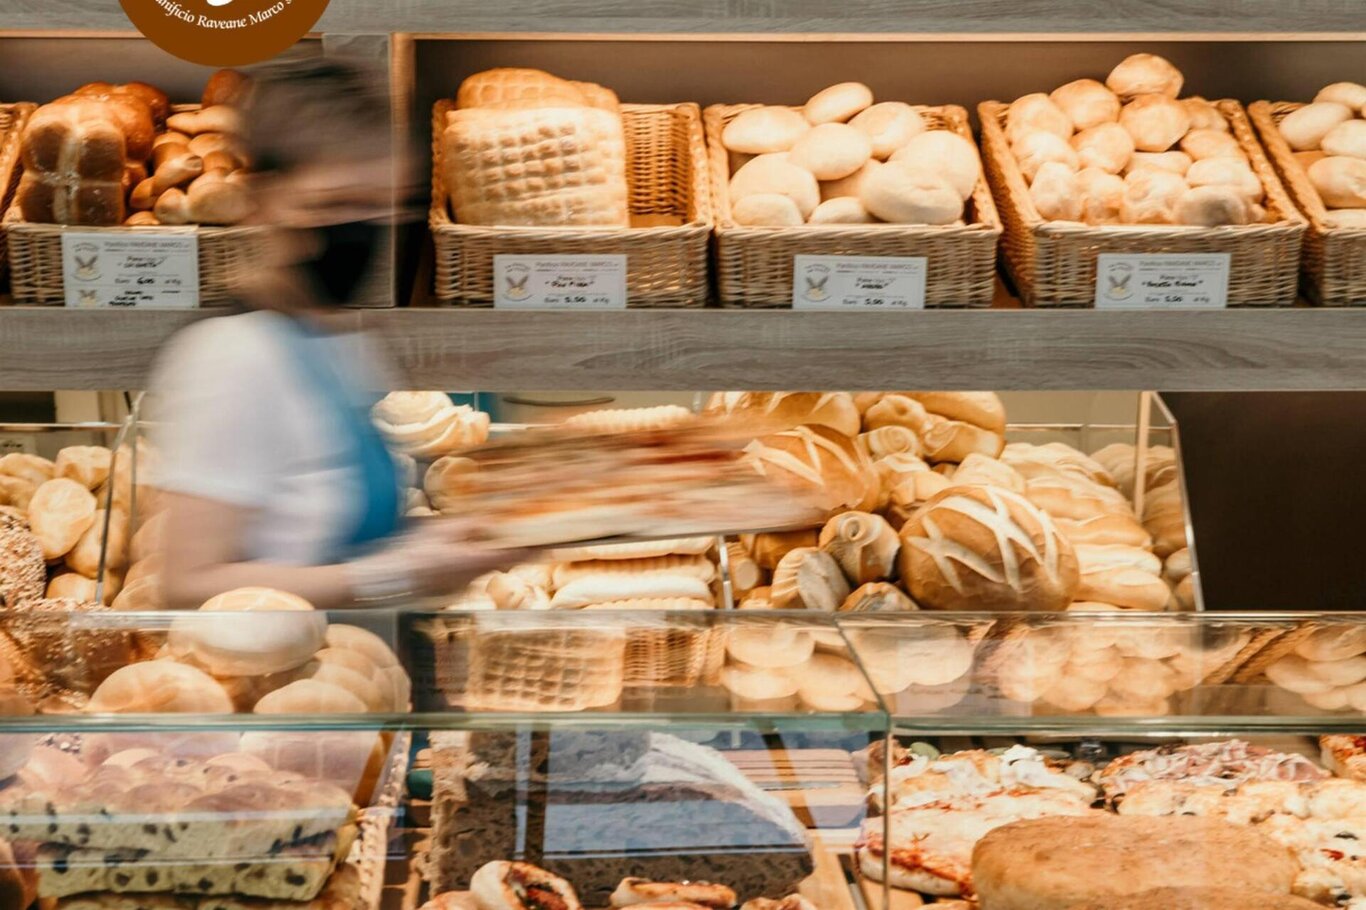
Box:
[4,70,267,306]
[706,82,1002,308]
[1249,82,1366,306]
[981,53,1306,307]
[0,102,36,286]
[431,67,712,308]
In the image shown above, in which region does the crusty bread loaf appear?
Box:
[742,425,878,515]
[1065,888,1324,910]
[457,67,589,110]
[706,391,861,438]
[443,105,629,227]
[771,547,850,611]
[972,815,1300,910]
[17,101,129,225]
[818,510,900,585]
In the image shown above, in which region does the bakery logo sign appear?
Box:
[799,262,832,303]
[120,0,330,66]
[1100,261,1135,302]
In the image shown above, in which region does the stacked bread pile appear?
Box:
[16,69,253,227]
[1261,623,1366,713]
[441,67,629,227]
[720,81,981,226]
[1004,53,1268,226]
[371,391,491,517]
[1278,81,1366,226]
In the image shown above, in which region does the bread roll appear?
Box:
[254,679,368,714]
[733,193,804,226]
[46,572,99,602]
[27,478,97,561]
[1030,161,1083,221]
[1174,185,1254,226]
[803,82,874,125]
[66,507,128,577]
[1280,101,1354,151]
[727,624,814,668]
[1071,122,1134,174]
[864,394,933,434]
[1077,167,1124,224]
[1179,128,1245,161]
[1050,79,1120,131]
[1184,158,1260,201]
[1120,94,1191,152]
[708,390,861,437]
[899,484,1079,611]
[1121,167,1187,224]
[1181,96,1228,132]
[722,106,811,154]
[203,68,251,107]
[0,453,53,488]
[906,391,1007,433]
[168,587,326,676]
[840,582,917,612]
[730,154,821,219]
[858,425,921,461]
[743,425,878,515]
[788,122,873,180]
[849,102,925,159]
[1106,53,1184,99]
[1326,209,1366,228]
[167,105,243,137]
[1006,93,1073,144]
[1316,81,1366,110]
[820,160,882,201]
[771,547,851,611]
[550,574,712,610]
[17,101,128,225]
[921,418,1006,464]
[1322,119,1366,160]
[889,130,981,199]
[860,161,961,224]
[55,445,111,490]
[1309,155,1366,207]
[1127,150,1192,176]
[1077,566,1172,610]
[1014,131,1080,182]
[808,196,875,224]
[1065,887,1324,910]
[952,452,1025,492]
[88,659,234,714]
[819,511,900,585]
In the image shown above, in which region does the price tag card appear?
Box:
[792,255,927,310]
[493,254,627,310]
[62,230,200,309]
[1094,253,1230,309]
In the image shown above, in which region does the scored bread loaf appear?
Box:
[742,425,878,515]
[443,105,629,227]
[705,392,861,438]
[17,101,129,225]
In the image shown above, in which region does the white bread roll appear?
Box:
[818,510,900,586]
[1106,53,1184,99]
[1322,120,1366,160]
[803,82,874,125]
[920,418,1006,463]
[771,546,851,611]
[1279,101,1354,151]
[859,160,962,224]
[1175,185,1254,226]
[1120,94,1191,152]
[1030,160,1083,221]
[849,102,925,159]
[1121,167,1187,224]
[1014,130,1080,182]
[1186,157,1263,201]
[905,391,1006,432]
[549,574,712,610]
[820,160,882,201]
[889,129,981,199]
[726,624,813,668]
[56,446,112,490]
[729,153,820,219]
[27,478,96,561]
[722,106,810,154]
[1127,150,1192,176]
[788,122,873,180]
[254,679,368,714]
[1316,81,1366,110]
[89,659,234,714]
[1181,97,1228,132]
[1326,209,1366,228]
[46,572,98,602]
[1077,167,1125,224]
[1077,566,1172,611]
[1071,122,1134,174]
[1006,92,1073,144]
[1310,155,1366,207]
[809,196,875,224]
[168,587,326,677]
[733,193,804,226]
[952,452,1025,492]
[1179,128,1245,162]
[1050,78,1120,131]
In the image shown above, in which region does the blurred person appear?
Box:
[147,56,516,610]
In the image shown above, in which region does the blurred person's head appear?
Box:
[239,55,417,308]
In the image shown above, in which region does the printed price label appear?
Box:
[1094,253,1230,309]
[493,254,627,310]
[62,230,200,309]
[792,255,927,310]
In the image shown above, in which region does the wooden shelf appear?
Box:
[2,306,1364,391]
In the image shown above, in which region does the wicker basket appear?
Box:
[1249,101,1366,307]
[430,100,712,308]
[706,103,1002,308]
[0,103,35,287]
[619,618,725,687]
[5,103,268,307]
[980,98,1306,308]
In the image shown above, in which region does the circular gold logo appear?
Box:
[119,0,331,67]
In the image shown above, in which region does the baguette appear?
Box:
[550,574,713,610]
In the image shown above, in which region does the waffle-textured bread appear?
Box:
[458,68,592,111]
[443,105,630,227]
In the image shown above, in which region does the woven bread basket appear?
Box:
[980,98,1305,307]
[617,617,725,688]
[706,102,1001,308]
[0,103,35,287]
[4,103,268,307]
[430,99,712,308]
[464,622,626,712]
[1249,101,1366,306]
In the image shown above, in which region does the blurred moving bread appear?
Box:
[551,554,717,588]
[548,536,713,562]
[742,424,878,514]
[424,455,478,512]
[562,405,696,433]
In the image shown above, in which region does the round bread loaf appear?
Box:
[1175,185,1254,226]
[803,82,874,125]
[849,102,925,159]
[1316,81,1366,110]
[1121,167,1187,224]
[1322,119,1366,160]
[972,815,1300,910]
[809,196,874,224]
[1181,97,1228,132]
[729,154,821,218]
[1077,168,1125,224]
[88,658,234,713]
[1014,131,1080,182]
[889,130,981,200]
[733,193,804,226]
[1309,155,1366,208]
[821,159,883,201]
[0,454,54,487]
[860,161,962,224]
[1050,79,1120,131]
[168,587,326,677]
[27,478,97,561]
[1066,887,1324,910]
[788,122,873,181]
[1120,94,1190,152]
[1030,161,1082,221]
[55,445,112,490]
[1106,53,1184,100]
[710,391,861,438]
[1006,93,1073,143]
[1071,122,1134,174]
[899,485,1079,611]
[722,105,810,154]
[1179,128,1244,161]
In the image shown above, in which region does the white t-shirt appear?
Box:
[148,310,398,566]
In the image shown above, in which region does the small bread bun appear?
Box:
[1071,122,1134,174]
[1006,92,1073,143]
[55,446,112,490]
[1322,119,1366,160]
[889,130,981,200]
[733,193,804,226]
[906,391,1007,433]
[27,478,97,561]
[771,547,852,611]
[1050,78,1120,131]
[849,102,925,159]
[808,196,875,224]
[1014,130,1080,182]
[803,82,874,125]
[721,663,799,707]
[46,572,98,602]
[1120,94,1191,152]
[89,659,234,714]
[169,587,327,677]
[1127,150,1193,176]
[729,154,820,219]
[1184,157,1263,200]
[1316,81,1366,110]
[1280,101,1354,151]
[920,418,1006,463]
[1106,53,1184,99]
[1326,209,1366,228]
[722,106,810,154]
[1181,96,1228,132]
[254,678,369,713]
[726,625,813,669]
[1030,160,1083,221]
[865,393,933,434]
[1295,624,1366,662]
[1076,167,1125,224]
[741,528,819,571]
[1121,167,1187,224]
[0,453,54,487]
[1174,185,1254,226]
[788,122,873,180]
[820,160,883,201]
[859,161,962,224]
[1077,566,1172,611]
[840,581,917,612]
[1179,128,1245,162]
[1309,155,1366,208]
